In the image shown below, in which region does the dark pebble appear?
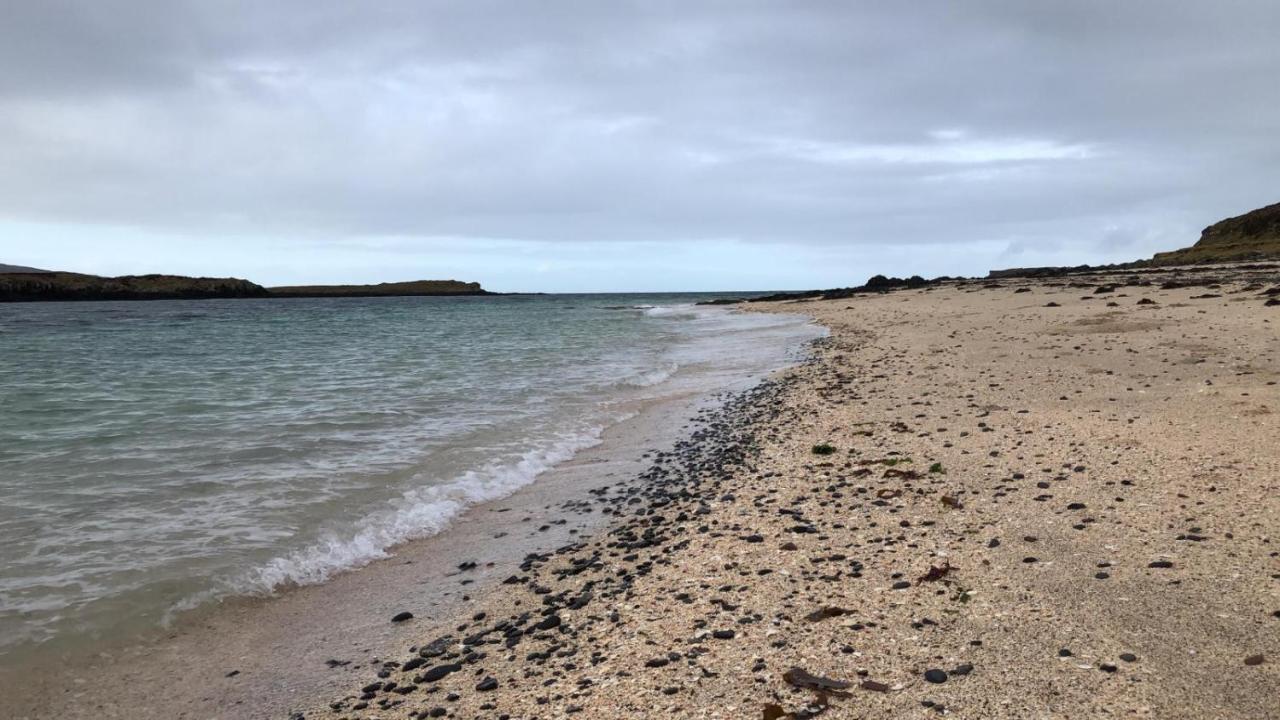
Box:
[391,611,414,623]
[924,669,948,684]
[476,676,499,691]
[420,663,462,683]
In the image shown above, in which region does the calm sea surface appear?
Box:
[0,293,821,663]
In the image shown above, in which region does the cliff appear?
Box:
[269,280,490,297]
[1151,201,1280,265]
[0,272,271,302]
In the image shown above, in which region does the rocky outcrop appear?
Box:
[745,274,937,303]
[0,272,270,302]
[268,280,491,297]
[1151,201,1280,266]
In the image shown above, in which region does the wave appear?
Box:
[168,421,623,618]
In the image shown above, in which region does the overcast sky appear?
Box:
[1,1,1277,291]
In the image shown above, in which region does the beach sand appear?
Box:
[288,265,1278,719]
[11,265,1280,719]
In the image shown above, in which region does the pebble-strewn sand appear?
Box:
[298,266,1279,720]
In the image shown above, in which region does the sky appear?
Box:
[1,1,1278,292]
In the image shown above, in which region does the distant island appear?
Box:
[0,271,492,303]
[269,279,489,298]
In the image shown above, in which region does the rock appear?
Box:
[804,607,852,622]
[420,663,462,683]
[1244,654,1265,666]
[1148,560,1174,569]
[391,611,414,623]
[1119,653,1138,662]
[476,676,498,691]
[924,669,948,684]
[860,679,890,692]
[783,667,852,692]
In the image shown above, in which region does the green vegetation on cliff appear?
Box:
[1151,201,1280,265]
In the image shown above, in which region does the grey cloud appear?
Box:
[1,1,1278,285]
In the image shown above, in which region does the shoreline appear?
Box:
[2,309,824,719]
[289,264,1276,719]
[8,266,1280,718]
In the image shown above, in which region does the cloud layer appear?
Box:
[2,1,1278,290]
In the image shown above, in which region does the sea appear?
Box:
[0,293,822,668]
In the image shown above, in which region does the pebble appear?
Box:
[924,669,948,684]
[390,611,414,623]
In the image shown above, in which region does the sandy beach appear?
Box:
[275,264,1279,720]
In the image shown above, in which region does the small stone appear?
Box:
[476,676,498,691]
[420,663,462,683]
[1148,560,1174,569]
[391,611,414,623]
[924,669,948,684]
[1244,654,1265,666]
[1058,648,1073,657]
[1119,653,1138,663]
[712,629,735,640]
[891,580,911,590]
[1099,663,1118,673]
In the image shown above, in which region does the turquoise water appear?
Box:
[0,293,820,662]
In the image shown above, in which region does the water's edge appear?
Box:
[1,308,825,720]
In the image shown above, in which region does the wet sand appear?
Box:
[278,264,1278,720]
